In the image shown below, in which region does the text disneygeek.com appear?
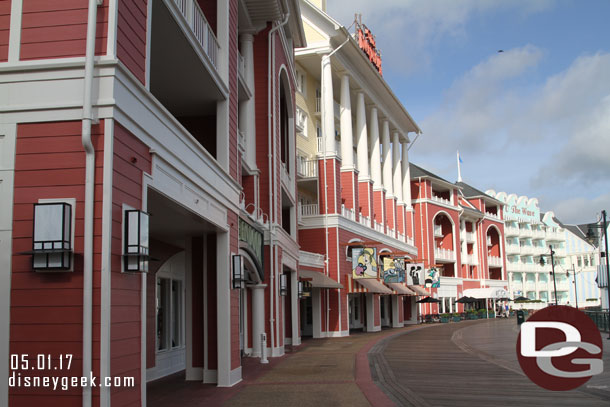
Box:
[9,354,135,391]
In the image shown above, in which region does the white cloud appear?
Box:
[326,0,555,75]
[551,192,610,225]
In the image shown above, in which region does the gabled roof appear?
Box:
[410,163,454,186]
[455,181,504,206]
[565,224,587,240]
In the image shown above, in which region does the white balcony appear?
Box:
[532,229,545,239]
[556,281,570,291]
[296,159,317,179]
[507,262,521,271]
[431,195,452,206]
[538,282,548,291]
[172,0,219,68]
[374,222,384,233]
[506,244,520,254]
[505,226,520,236]
[485,211,501,221]
[546,228,564,241]
[519,228,533,238]
[465,254,478,265]
[520,245,534,255]
[359,213,371,227]
[397,232,405,242]
[488,255,503,267]
[300,203,319,217]
[525,282,536,291]
[435,247,456,262]
[386,227,396,239]
[532,246,545,255]
[465,231,475,243]
[341,204,356,222]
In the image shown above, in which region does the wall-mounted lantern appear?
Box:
[123,210,149,272]
[232,254,244,289]
[31,202,73,270]
[280,273,288,296]
[298,280,312,298]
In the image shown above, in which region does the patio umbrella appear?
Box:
[456,296,476,304]
[416,296,441,303]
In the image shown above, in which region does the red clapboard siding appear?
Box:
[110,122,150,405]
[0,0,11,62]
[10,120,105,407]
[116,0,147,84]
[20,0,109,60]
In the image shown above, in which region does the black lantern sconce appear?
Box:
[123,210,149,272]
[30,202,73,270]
[232,254,244,289]
[280,273,288,296]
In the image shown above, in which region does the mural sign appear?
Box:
[406,263,425,286]
[382,257,406,283]
[425,267,440,288]
[352,247,378,279]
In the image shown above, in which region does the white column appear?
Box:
[321,55,336,155]
[369,108,382,190]
[290,271,300,346]
[250,284,267,357]
[340,75,354,169]
[356,92,369,178]
[240,34,256,168]
[391,296,401,327]
[392,132,403,203]
[401,139,412,207]
[216,232,233,386]
[381,120,392,196]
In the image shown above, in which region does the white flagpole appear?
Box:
[457,150,463,182]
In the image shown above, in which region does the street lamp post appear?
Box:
[585,209,610,340]
[539,245,558,306]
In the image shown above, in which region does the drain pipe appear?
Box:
[82,1,101,406]
[267,4,290,357]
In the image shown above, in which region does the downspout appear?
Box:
[268,4,290,356]
[82,1,101,406]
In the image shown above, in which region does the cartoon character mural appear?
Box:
[425,267,440,288]
[352,248,378,279]
[382,257,405,283]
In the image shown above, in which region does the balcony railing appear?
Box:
[434,247,456,261]
[434,225,443,237]
[341,204,356,222]
[485,211,500,221]
[430,195,452,206]
[359,213,371,227]
[464,254,478,265]
[300,203,318,217]
[488,255,503,267]
[173,0,219,68]
[374,222,384,233]
[519,228,533,238]
[296,159,317,178]
[532,229,545,239]
[506,244,520,254]
[538,282,548,291]
[465,232,475,243]
[546,228,564,241]
[520,245,534,255]
[525,282,536,291]
[397,232,405,242]
[505,226,520,236]
[386,227,396,239]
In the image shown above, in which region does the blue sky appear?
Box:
[327,0,610,225]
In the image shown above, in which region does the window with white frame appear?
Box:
[296,70,306,96]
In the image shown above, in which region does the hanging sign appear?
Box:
[425,267,440,288]
[352,247,378,279]
[406,263,424,285]
[382,257,406,283]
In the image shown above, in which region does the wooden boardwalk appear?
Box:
[370,319,609,407]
